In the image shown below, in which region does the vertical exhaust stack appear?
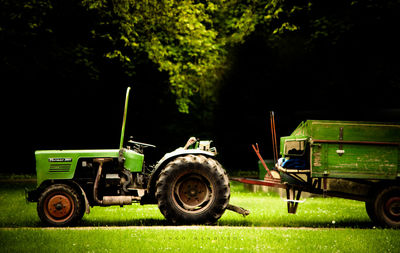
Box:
[120,87,131,149]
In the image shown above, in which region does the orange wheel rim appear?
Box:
[177,177,208,208]
[44,193,74,223]
[173,174,213,213]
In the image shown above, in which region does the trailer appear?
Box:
[232,117,400,228]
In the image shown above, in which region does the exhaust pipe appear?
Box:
[93,158,140,206]
[102,196,133,205]
[102,196,140,206]
[93,158,115,205]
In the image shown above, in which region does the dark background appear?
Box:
[2,1,400,174]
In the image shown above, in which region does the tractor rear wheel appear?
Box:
[156,155,230,224]
[37,184,83,226]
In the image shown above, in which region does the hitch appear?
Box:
[226,204,250,217]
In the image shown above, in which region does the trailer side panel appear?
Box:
[311,142,398,179]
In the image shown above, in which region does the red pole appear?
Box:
[252,144,273,178]
[270,111,279,164]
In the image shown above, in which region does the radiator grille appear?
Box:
[49,164,71,173]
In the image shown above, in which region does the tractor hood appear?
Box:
[35,149,120,186]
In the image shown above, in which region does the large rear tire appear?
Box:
[37,184,83,226]
[156,155,230,224]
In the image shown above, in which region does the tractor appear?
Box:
[27,87,247,226]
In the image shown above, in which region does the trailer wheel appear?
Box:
[373,186,400,228]
[37,184,83,226]
[365,200,378,224]
[156,155,230,224]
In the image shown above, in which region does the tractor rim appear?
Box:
[44,193,75,223]
[174,174,213,213]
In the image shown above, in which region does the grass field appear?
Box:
[0,180,399,252]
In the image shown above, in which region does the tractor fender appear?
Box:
[154,148,215,171]
[70,181,90,214]
[145,148,215,202]
[27,179,90,214]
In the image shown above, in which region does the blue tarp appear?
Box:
[282,158,306,169]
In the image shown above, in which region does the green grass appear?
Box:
[0,181,372,228]
[1,227,400,252]
[0,180,399,252]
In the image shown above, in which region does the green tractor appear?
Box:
[27,87,245,226]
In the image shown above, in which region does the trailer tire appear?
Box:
[37,184,83,226]
[373,186,400,228]
[156,155,230,224]
[365,200,378,224]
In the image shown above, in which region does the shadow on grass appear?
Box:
[217,218,375,229]
[78,218,169,227]
[14,219,169,228]
[22,218,375,229]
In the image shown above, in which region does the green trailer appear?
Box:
[233,120,400,228]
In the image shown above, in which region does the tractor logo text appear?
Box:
[48,158,72,162]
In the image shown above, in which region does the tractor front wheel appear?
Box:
[156,155,230,224]
[37,184,83,226]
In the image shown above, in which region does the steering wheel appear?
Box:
[128,140,156,149]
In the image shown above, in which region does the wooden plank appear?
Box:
[311,143,398,179]
[308,120,400,143]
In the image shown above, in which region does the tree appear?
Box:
[3,0,399,113]
[82,0,260,112]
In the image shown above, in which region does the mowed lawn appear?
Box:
[0,180,399,252]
